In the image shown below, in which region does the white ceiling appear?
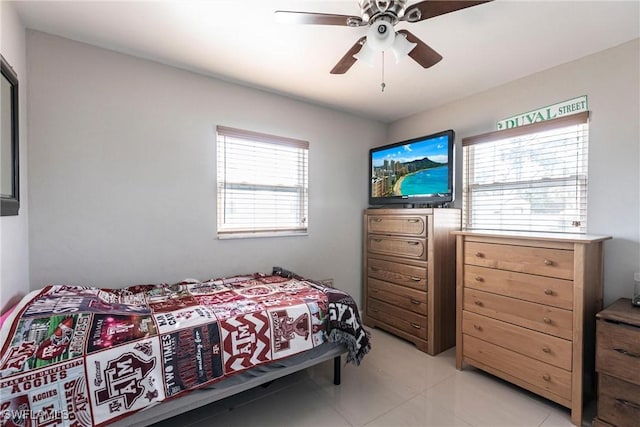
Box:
[12,0,640,123]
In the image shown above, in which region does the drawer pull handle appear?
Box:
[407,219,420,223]
[475,276,484,282]
[371,288,379,293]
[409,298,421,305]
[372,218,383,222]
[473,324,482,331]
[544,289,554,296]
[372,238,383,242]
[613,347,640,359]
[474,300,484,307]
[370,266,380,272]
[542,346,551,353]
[407,241,420,246]
[475,252,484,258]
[542,374,551,382]
[409,276,422,282]
[370,309,379,313]
[410,323,421,329]
[614,398,640,410]
[544,259,554,266]
[543,317,552,324]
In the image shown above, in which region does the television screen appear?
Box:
[369,130,454,206]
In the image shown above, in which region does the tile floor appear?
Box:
[154,328,591,427]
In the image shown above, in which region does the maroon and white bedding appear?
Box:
[0,271,370,426]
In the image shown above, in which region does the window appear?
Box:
[462,112,589,233]
[216,126,308,238]
[1,54,20,216]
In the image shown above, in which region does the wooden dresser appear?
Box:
[453,230,611,426]
[594,298,640,427]
[363,208,460,355]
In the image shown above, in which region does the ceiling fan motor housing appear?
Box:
[359,0,408,23]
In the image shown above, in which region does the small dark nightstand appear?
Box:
[593,298,640,427]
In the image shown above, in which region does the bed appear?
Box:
[0,267,370,426]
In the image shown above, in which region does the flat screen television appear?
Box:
[369,129,455,207]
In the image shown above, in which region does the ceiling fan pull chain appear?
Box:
[381,51,386,92]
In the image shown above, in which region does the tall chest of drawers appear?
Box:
[454,230,611,426]
[594,299,640,427]
[363,208,460,355]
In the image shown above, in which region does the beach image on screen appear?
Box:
[371,135,449,198]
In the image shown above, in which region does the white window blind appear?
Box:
[462,112,589,233]
[216,126,308,238]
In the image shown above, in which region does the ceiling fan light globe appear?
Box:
[366,20,394,51]
[390,32,417,63]
[353,41,378,67]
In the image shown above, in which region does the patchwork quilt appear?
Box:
[0,271,370,426]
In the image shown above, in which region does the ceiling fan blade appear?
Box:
[396,30,442,69]
[330,37,366,74]
[402,1,492,22]
[275,11,364,26]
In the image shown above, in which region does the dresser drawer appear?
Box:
[596,320,640,384]
[368,235,427,260]
[368,298,427,339]
[597,374,640,427]
[464,334,572,401]
[464,264,574,310]
[368,278,427,315]
[465,242,574,280]
[464,288,573,340]
[368,215,427,237]
[463,311,572,370]
[367,258,427,291]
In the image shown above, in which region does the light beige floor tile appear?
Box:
[189,378,351,427]
[420,368,554,427]
[538,399,596,427]
[151,328,586,427]
[309,329,455,402]
[361,329,458,394]
[214,369,309,409]
[538,409,574,427]
[153,370,309,426]
[365,394,472,427]
[309,357,412,426]
[309,354,418,401]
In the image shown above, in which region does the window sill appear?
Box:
[217,230,308,240]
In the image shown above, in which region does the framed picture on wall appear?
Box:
[1,54,19,216]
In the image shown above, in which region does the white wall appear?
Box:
[24,29,640,307]
[26,31,386,304]
[389,39,640,305]
[0,2,30,313]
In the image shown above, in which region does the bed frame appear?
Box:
[111,344,346,426]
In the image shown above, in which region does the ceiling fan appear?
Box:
[275,1,492,74]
